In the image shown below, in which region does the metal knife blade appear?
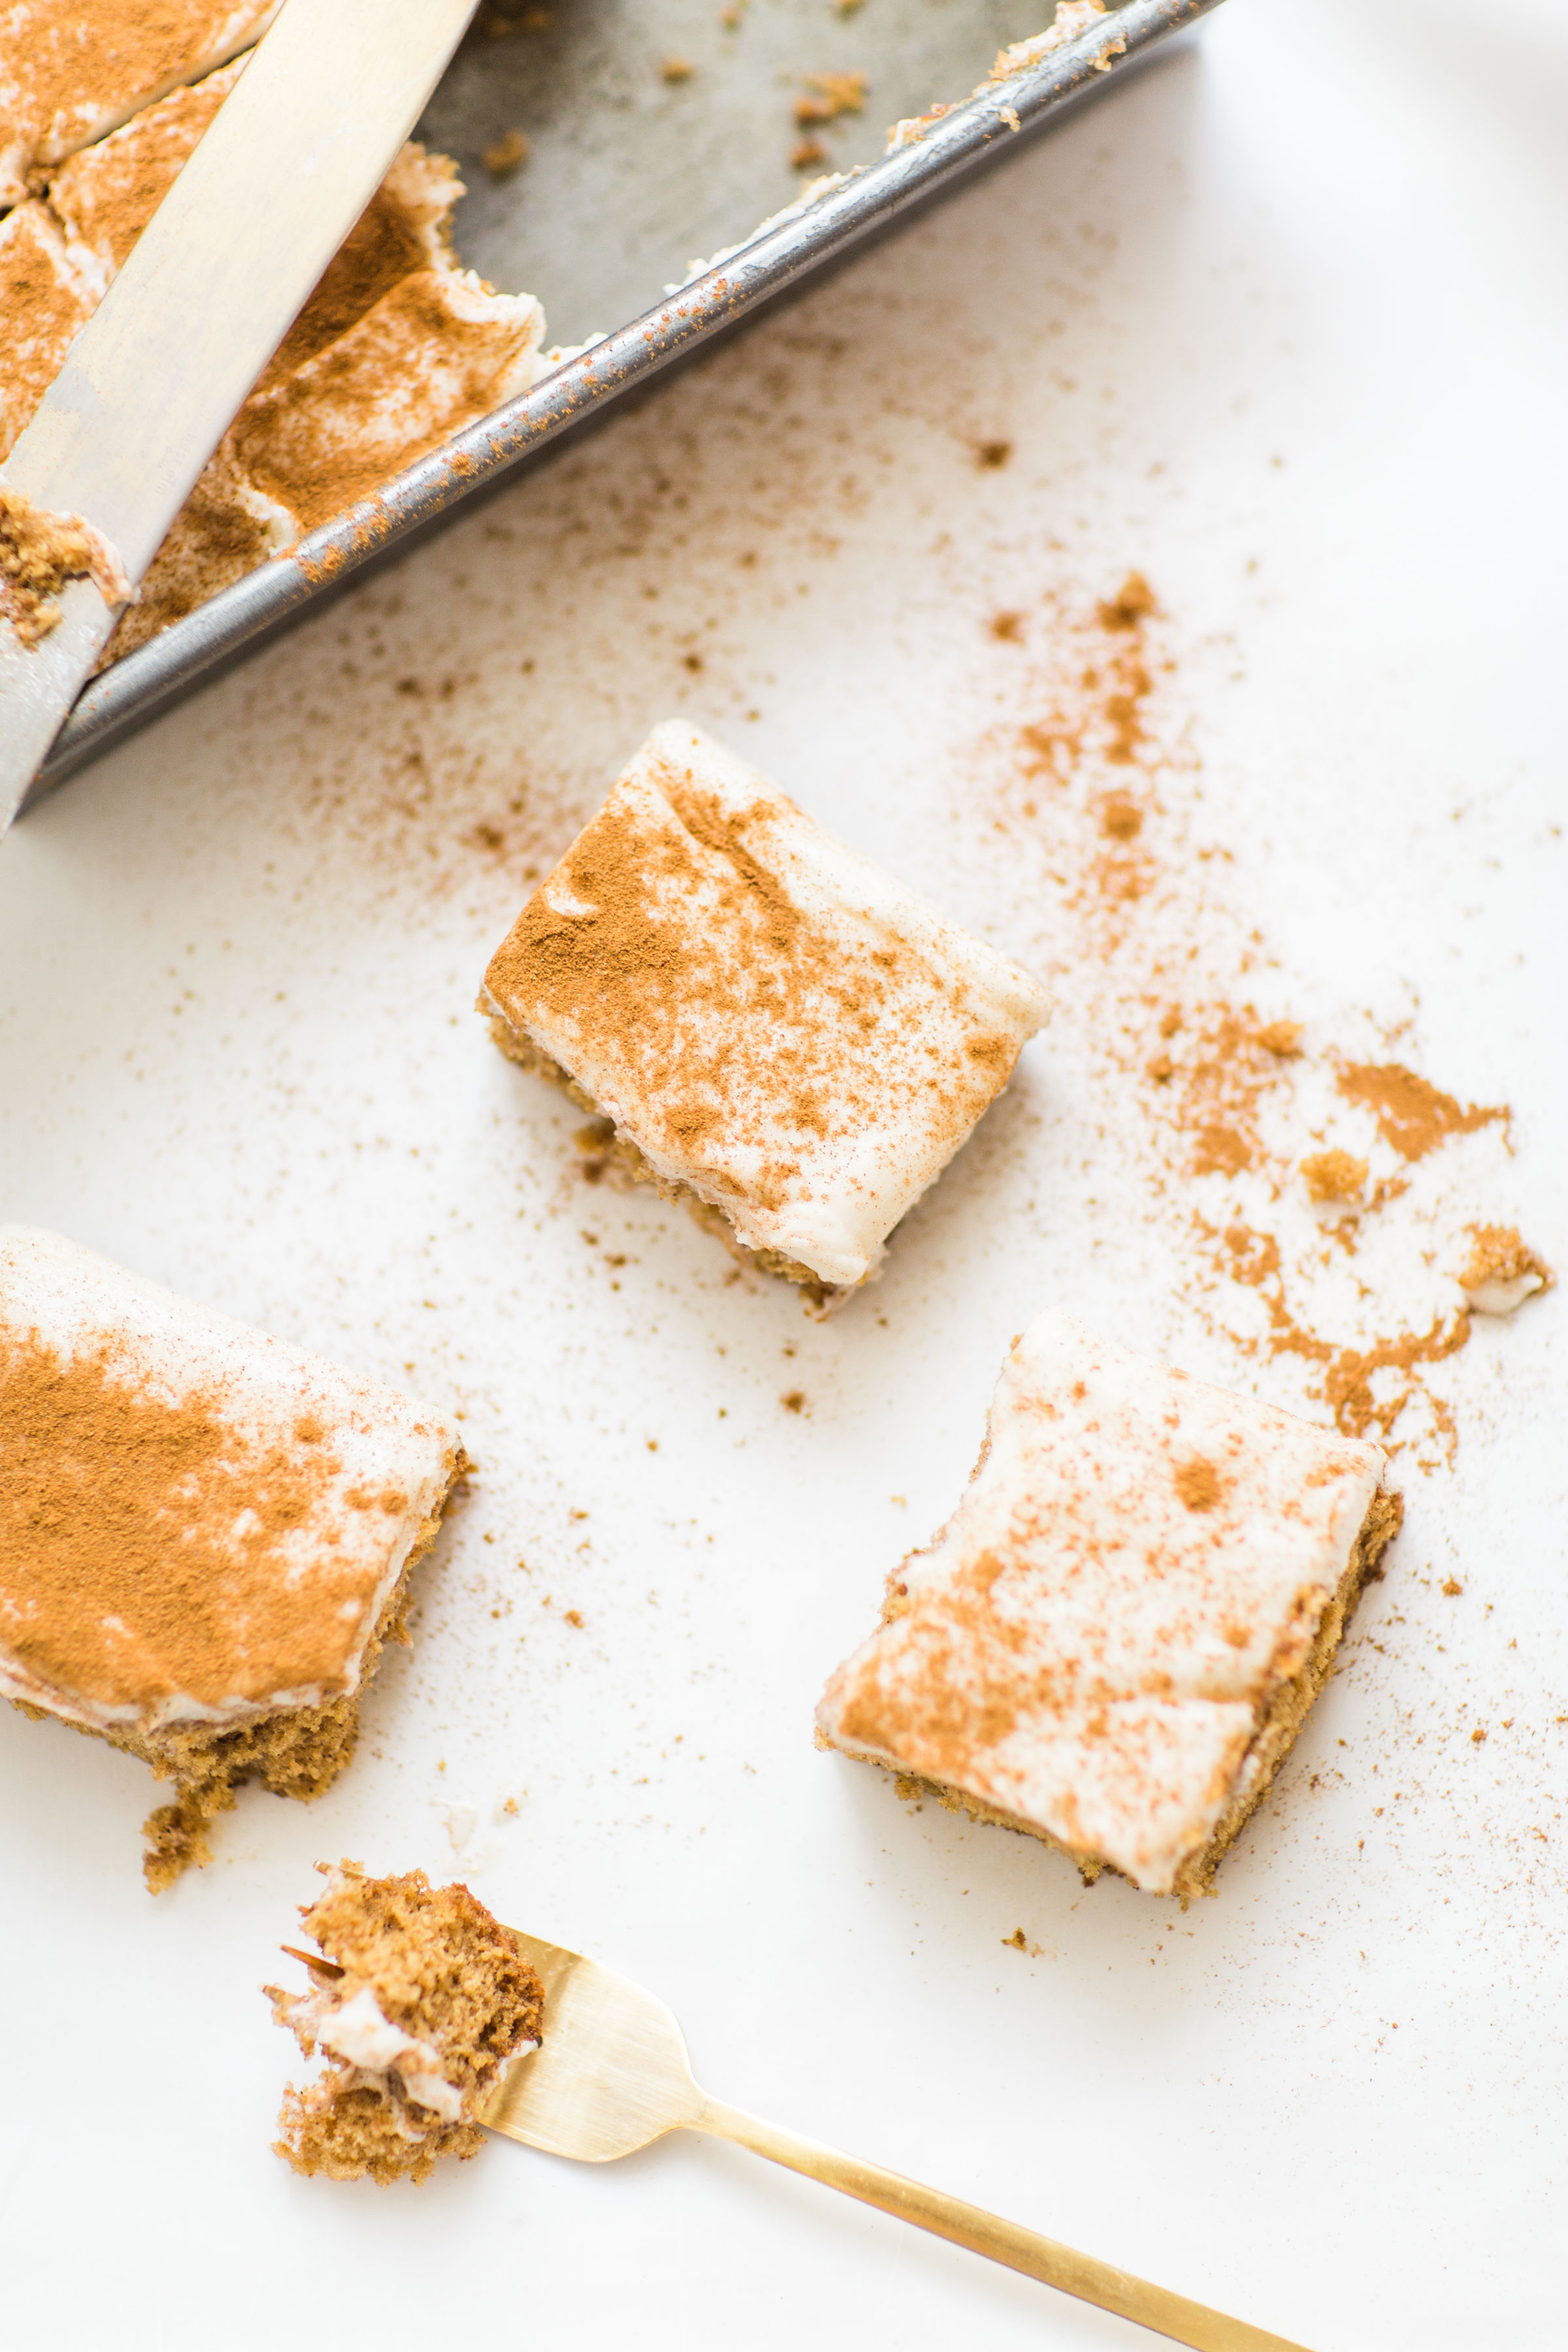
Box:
[0,0,480,830]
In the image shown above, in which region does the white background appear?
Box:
[1,3,1564,2345]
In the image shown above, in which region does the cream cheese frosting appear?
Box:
[0,1224,460,1739]
[817,1309,1394,1894]
[481,722,1051,1291]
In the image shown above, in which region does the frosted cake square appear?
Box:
[480,723,1051,1309]
[0,1226,464,1889]
[817,1309,1402,1897]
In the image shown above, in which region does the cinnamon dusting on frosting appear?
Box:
[1173,1454,1220,1511]
[3,1337,372,1710]
[819,1311,1399,1896]
[1459,1225,1551,1296]
[0,483,129,646]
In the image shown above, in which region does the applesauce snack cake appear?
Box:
[268,1860,544,2184]
[0,1226,464,1889]
[480,723,1051,1310]
[1,24,546,662]
[817,1309,1403,1897]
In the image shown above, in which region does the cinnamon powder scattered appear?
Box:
[972,574,1546,1466]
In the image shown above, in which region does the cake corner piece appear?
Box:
[479,721,1050,1313]
[267,1859,545,2184]
[816,1309,1402,1901]
[0,1223,465,1891]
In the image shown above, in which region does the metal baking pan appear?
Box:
[25,0,1222,813]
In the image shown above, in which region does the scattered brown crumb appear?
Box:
[791,137,828,170]
[988,610,1024,643]
[1471,1726,1488,1745]
[481,129,529,178]
[1099,794,1142,840]
[781,1389,806,1414]
[1,485,129,649]
[1256,1020,1303,1058]
[1302,1149,1368,1205]
[1441,1578,1463,1597]
[976,439,1013,469]
[563,1608,583,1627]
[794,71,867,125]
[1003,1927,1027,1949]
[1173,1455,1221,1512]
[661,56,694,82]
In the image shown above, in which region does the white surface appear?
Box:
[1,3,1564,2347]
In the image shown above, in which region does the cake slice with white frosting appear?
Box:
[269,1861,544,2184]
[817,1309,1403,1897]
[480,723,1051,1311]
[0,1225,464,1888]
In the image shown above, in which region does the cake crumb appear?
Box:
[661,55,694,82]
[791,137,827,170]
[975,439,1013,468]
[1441,1578,1462,1597]
[1302,1149,1367,1205]
[1097,570,1155,630]
[1256,1020,1303,1058]
[481,129,529,178]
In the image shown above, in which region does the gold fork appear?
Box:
[479,1927,1313,2352]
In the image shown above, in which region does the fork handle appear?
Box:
[691,2098,1311,2352]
